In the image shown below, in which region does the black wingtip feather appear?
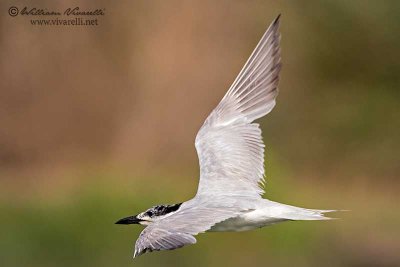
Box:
[274,14,281,25]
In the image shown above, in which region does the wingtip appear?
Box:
[273,14,281,25]
[133,250,139,259]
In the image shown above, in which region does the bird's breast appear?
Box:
[209,209,287,232]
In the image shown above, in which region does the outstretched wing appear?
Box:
[134,228,196,258]
[134,198,246,257]
[195,15,281,199]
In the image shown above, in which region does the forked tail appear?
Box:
[264,200,340,221]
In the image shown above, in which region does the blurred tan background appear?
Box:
[1,1,399,266]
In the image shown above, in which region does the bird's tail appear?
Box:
[263,200,340,221]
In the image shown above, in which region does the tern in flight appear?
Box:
[116,15,337,258]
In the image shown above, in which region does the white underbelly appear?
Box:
[209,209,288,232]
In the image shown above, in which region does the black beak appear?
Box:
[115,215,142,225]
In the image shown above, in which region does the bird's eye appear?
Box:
[147,211,153,216]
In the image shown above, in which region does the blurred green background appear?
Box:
[1,1,399,266]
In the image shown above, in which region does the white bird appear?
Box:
[116,15,337,258]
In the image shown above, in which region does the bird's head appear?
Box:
[115,203,182,226]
